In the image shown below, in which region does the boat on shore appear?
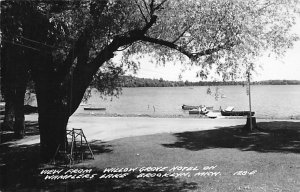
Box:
[221,110,255,116]
[182,104,213,110]
[188,105,210,115]
[206,111,219,118]
[182,104,201,110]
[84,107,106,111]
[189,108,209,115]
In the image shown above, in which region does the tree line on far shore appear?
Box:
[120,76,300,87]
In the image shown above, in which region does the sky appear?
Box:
[125,18,300,82]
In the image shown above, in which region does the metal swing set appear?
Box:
[52,128,95,166]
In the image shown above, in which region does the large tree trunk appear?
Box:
[13,53,28,138]
[33,60,70,162]
[39,106,69,162]
[13,84,27,138]
[1,45,15,131]
[36,86,69,162]
[1,44,28,135]
[2,90,14,131]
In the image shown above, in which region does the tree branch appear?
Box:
[154,0,168,11]
[150,0,155,15]
[141,35,194,58]
[58,0,109,81]
[57,27,91,80]
[149,0,168,15]
[142,0,151,17]
[68,34,139,114]
[68,14,159,114]
[134,0,148,23]
[171,24,193,43]
[141,14,157,33]
[140,35,233,60]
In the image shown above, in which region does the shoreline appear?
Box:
[20,112,300,122]
[72,112,300,120]
[12,114,299,146]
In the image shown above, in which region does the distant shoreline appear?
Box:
[120,76,300,87]
[122,84,300,88]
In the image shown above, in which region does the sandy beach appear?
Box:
[11,114,300,146]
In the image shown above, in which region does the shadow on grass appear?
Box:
[0,143,41,191]
[90,140,113,154]
[1,143,198,191]
[162,121,300,153]
[0,139,198,191]
[0,121,40,143]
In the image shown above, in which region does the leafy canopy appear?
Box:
[121,0,299,80]
[2,0,299,84]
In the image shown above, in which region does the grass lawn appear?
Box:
[0,120,300,191]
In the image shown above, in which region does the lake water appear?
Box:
[74,85,300,119]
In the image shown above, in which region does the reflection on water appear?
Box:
[74,85,300,119]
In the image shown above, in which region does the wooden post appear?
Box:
[244,116,257,130]
[248,72,253,131]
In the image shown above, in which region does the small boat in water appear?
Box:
[221,110,254,116]
[84,107,106,111]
